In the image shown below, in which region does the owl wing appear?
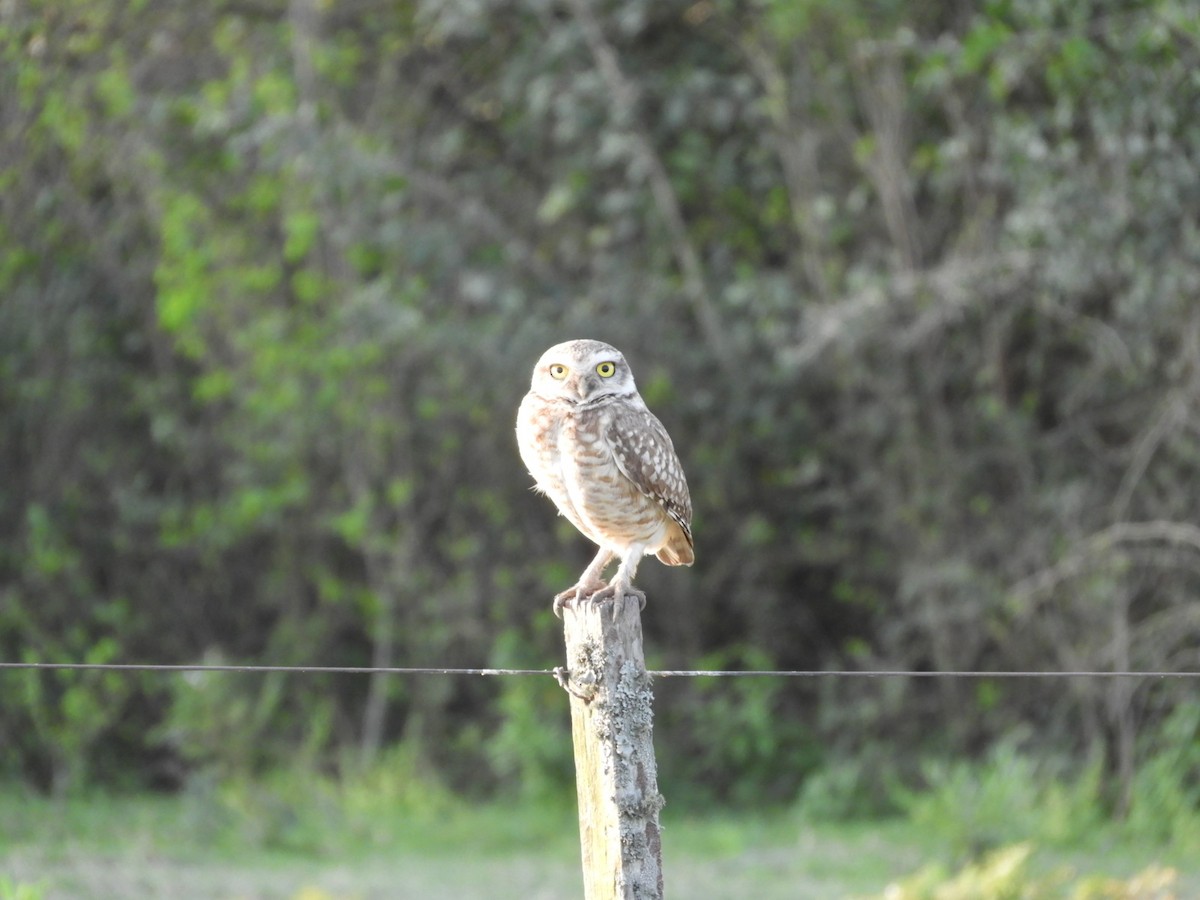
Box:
[605,405,693,544]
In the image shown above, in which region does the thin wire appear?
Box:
[0,662,1197,679]
[652,669,1198,679]
[0,663,547,677]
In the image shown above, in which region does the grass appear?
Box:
[1,784,1195,900]
[0,788,921,900]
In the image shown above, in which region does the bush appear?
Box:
[874,842,1179,900]
[1124,700,1200,854]
[0,878,47,900]
[795,754,900,822]
[892,735,1106,857]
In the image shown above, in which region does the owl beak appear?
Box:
[577,375,598,399]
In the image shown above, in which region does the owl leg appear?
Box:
[589,545,647,614]
[553,547,614,617]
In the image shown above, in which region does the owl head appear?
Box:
[528,339,637,403]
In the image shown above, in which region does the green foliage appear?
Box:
[154,190,219,357]
[875,842,1180,900]
[158,665,275,774]
[338,742,457,826]
[171,743,459,855]
[12,651,133,795]
[0,878,46,900]
[483,630,573,804]
[893,736,1106,857]
[1124,700,1200,853]
[1,0,1199,825]
[795,754,899,822]
[663,648,820,805]
[4,786,1188,897]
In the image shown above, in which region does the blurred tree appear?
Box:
[0,0,1197,809]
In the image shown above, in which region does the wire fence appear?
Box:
[1,662,1197,679]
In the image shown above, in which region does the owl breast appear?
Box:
[517,393,673,553]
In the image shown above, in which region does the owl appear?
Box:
[517,339,693,616]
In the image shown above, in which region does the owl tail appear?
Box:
[655,522,694,567]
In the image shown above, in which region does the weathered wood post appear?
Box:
[557,597,664,900]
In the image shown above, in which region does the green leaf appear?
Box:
[1047,35,1101,95]
[290,269,326,304]
[960,20,1011,74]
[253,71,296,114]
[95,62,135,118]
[329,499,372,544]
[283,210,321,263]
[193,369,235,402]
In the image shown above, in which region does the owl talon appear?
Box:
[553,583,604,618]
[622,588,646,614]
[553,587,579,618]
[585,585,646,616]
[587,585,614,605]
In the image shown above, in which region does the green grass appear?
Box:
[1,784,1195,900]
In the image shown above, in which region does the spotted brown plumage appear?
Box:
[516,339,693,615]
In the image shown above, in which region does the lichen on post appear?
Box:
[560,596,665,900]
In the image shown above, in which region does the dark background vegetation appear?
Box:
[2,0,1198,828]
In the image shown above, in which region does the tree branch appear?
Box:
[785,251,1035,367]
[565,0,732,372]
[1010,520,1200,603]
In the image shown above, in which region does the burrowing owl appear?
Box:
[517,339,693,615]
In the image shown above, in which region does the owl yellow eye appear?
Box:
[596,361,616,378]
[549,364,569,380]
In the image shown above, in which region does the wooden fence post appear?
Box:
[557,597,664,900]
